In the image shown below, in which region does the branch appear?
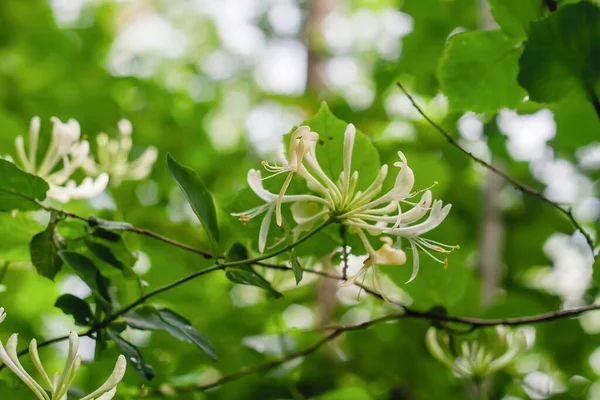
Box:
[395,82,595,254]
[169,301,600,393]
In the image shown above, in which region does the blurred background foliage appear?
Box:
[1,0,600,399]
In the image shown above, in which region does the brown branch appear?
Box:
[395,82,595,254]
[169,301,600,393]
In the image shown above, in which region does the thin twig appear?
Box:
[395,82,595,254]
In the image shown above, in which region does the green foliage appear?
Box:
[0,159,48,211]
[107,329,155,381]
[489,0,546,38]
[167,154,220,255]
[1,0,600,399]
[0,212,43,261]
[122,306,217,360]
[437,30,525,113]
[225,243,282,297]
[29,224,63,280]
[54,294,94,326]
[519,2,600,103]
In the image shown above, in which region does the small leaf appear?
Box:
[157,308,218,360]
[289,249,303,285]
[55,294,94,326]
[106,329,155,381]
[85,230,136,278]
[123,306,218,360]
[88,215,133,231]
[30,227,62,280]
[518,2,600,103]
[0,159,49,211]
[58,251,112,307]
[225,243,282,297]
[167,154,220,255]
[437,30,525,113]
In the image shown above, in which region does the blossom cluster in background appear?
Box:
[8,116,157,203]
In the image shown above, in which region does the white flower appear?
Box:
[231,169,328,252]
[426,326,527,379]
[236,122,457,285]
[0,307,5,324]
[83,119,158,186]
[0,321,126,400]
[13,116,109,203]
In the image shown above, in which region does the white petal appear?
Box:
[407,239,420,283]
[81,355,127,400]
[247,169,278,202]
[401,191,433,224]
[386,201,451,237]
[258,206,274,253]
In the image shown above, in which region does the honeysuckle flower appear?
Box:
[236,122,457,285]
[426,326,527,380]
[0,307,5,324]
[0,315,126,400]
[261,126,320,226]
[12,116,109,203]
[82,119,158,186]
[231,169,329,252]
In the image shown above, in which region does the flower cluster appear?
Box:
[10,117,157,203]
[82,119,158,187]
[0,308,126,399]
[426,326,527,380]
[234,123,457,284]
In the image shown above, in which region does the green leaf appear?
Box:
[85,229,136,278]
[123,306,218,360]
[157,309,218,360]
[30,227,62,280]
[292,102,381,192]
[0,213,43,262]
[166,154,220,254]
[0,159,49,211]
[58,251,112,307]
[225,243,282,298]
[54,294,94,326]
[106,329,155,381]
[518,2,600,103]
[489,0,545,39]
[289,248,302,285]
[88,215,133,231]
[437,30,526,113]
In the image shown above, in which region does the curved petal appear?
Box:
[401,191,433,224]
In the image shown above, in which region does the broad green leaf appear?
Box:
[106,329,155,381]
[0,213,43,262]
[489,0,545,38]
[88,215,133,231]
[437,30,525,113]
[30,227,62,280]
[0,159,49,211]
[85,229,136,278]
[225,243,282,298]
[54,294,94,326]
[291,102,381,191]
[166,154,220,253]
[519,2,600,103]
[58,251,112,307]
[383,254,471,309]
[123,305,218,360]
